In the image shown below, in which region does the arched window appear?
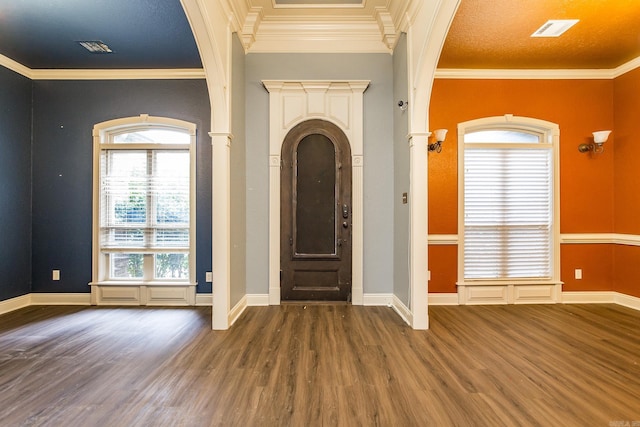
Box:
[91,115,196,304]
[457,116,560,301]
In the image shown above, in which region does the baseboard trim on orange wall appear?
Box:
[2,291,639,317]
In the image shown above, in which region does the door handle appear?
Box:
[342,204,349,219]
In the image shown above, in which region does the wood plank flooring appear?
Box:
[1,303,639,426]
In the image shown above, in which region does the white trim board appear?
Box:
[435,55,640,80]
[0,55,205,80]
[2,291,639,320]
[428,233,640,246]
[263,80,369,307]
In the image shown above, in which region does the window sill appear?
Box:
[456,280,563,287]
[90,281,196,287]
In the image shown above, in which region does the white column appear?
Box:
[409,134,429,329]
[210,132,232,330]
[351,155,364,305]
[268,154,281,305]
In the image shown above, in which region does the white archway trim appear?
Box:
[404,0,460,329]
[262,80,369,305]
[181,0,233,329]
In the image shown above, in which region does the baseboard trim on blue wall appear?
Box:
[2,291,639,317]
[0,294,31,314]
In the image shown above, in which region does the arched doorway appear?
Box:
[280,119,352,301]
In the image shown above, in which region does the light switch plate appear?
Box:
[52,270,60,281]
[205,271,213,282]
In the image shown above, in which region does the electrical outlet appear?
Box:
[52,270,60,281]
[205,271,213,282]
[575,269,582,280]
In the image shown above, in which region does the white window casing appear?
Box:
[90,115,197,305]
[457,115,561,304]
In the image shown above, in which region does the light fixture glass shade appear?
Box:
[592,130,611,145]
[434,129,448,142]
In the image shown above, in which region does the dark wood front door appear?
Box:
[281,119,352,301]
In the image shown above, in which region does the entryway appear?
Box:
[263,80,368,305]
[280,119,352,301]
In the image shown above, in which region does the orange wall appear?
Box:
[428,78,616,294]
[613,67,640,235]
[613,67,640,298]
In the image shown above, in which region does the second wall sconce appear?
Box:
[428,129,448,153]
[578,130,611,154]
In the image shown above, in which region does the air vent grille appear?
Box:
[531,20,579,38]
[78,41,113,53]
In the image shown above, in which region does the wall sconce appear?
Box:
[578,130,611,154]
[428,129,448,153]
[398,100,408,111]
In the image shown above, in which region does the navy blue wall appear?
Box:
[0,68,33,301]
[31,79,212,294]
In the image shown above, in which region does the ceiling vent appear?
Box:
[77,41,113,53]
[531,19,579,38]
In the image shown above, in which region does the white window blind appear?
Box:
[464,147,553,280]
[100,150,190,252]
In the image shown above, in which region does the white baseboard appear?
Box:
[614,292,640,311]
[30,293,91,305]
[391,294,413,326]
[429,293,459,305]
[196,293,212,306]
[0,294,31,315]
[2,291,640,321]
[247,294,270,306]
[363,293,393,306]
[228,295,247,327]
[561,291,615,304]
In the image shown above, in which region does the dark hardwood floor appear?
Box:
[1,303,639,426]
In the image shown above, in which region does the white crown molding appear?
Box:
[0,54,33,79]
[30,68,206,80]
[0,54,205,80]
[436,55,640,80]
[375,7,398,49]
[612,56,640,78]
[248,20,391,53]
[435,68,616,80]
[240,7,264,50]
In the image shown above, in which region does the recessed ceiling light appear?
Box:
[77,41,113,53]
[531,19,579,38]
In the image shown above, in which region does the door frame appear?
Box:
[263,80,369,305]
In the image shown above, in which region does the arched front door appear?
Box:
[280,119,352,301]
